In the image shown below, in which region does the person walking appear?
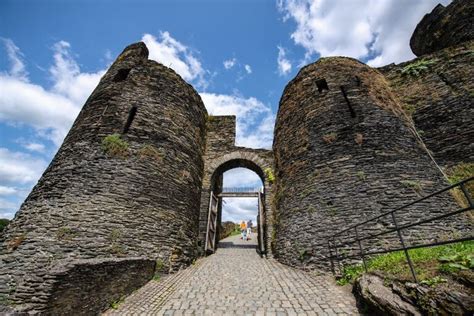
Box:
[246,219,253,240]
[240,220,247,240]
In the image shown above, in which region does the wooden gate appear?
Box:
[205,191,219,253]
[257,191,267,255]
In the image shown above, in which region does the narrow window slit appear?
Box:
[355,76,361,86]
[123,106,137,134]
[113,68,131,82]
[340,86,356,118]
[316,78,329,93]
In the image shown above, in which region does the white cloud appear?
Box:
[0,75,80,145]
[223,168,263,188]
[0,197,19,219]
[222,197,258,224]
[0,39,104,145]
[0,186,18,196]
[244,64,252,74]
[1,38,28,81]
[142,32,207,89]
[277,0,451,66]
[23,142,46,153]
[50,41,105,104]
[224,58,237,69]
[277,46,292,76]
[0,148,48,186]
[200,92,275,149]
[0,148,48,219]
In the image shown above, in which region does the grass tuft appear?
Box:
[336,241,474,285]
[102,134,129,157]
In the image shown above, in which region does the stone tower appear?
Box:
[272,57,465,269]
[0,42,207,313]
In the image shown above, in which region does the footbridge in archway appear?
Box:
[205,188,266,255]
[199,115,274,256]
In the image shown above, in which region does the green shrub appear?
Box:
[401,59,436,77]
[102,134,129,157]
[264,168,275,184]
[0,218,9,233]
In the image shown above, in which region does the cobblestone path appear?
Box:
[104,235,360,315]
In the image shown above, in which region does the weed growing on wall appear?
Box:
[400,180,423,193]
[401,59,437,77]
[264,168,275,184]
[138,144,163,161]
[102,134,129,157]
[322,133,337,144]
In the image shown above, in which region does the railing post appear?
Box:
[333,237,341,274]
[354,226,368,272]
[328,239,335,275]
[459,182,473,207]
[391,212,418,283]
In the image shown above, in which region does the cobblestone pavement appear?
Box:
[104,234,360,315]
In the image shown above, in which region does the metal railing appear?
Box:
[222,187,263,193]
[328,177,474,282]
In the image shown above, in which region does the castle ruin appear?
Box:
[0,0,472,314]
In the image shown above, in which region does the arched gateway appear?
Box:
[199,116,274,255]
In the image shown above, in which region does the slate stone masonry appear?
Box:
[47,257,155,316]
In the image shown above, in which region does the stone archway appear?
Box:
[199,150,273,255]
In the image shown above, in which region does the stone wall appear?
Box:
[48,258,155,316]
[272,57,467,270]
[410,0,473,56]
[199,116,274,254]
[380,41,474,168]
[0,42,207,313]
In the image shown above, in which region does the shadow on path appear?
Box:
[218,241,257,249]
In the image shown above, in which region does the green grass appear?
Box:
[446,163,474,195]
[229,225,242,236]
[337,241,474,285]
[110,296,125,309]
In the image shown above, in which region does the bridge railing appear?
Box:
[221,187,263,193]
[327,176,474,282]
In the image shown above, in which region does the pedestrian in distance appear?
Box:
[240,220,247,240]
[246,219,253,240]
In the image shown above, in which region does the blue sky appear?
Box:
[0,0,449,221]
